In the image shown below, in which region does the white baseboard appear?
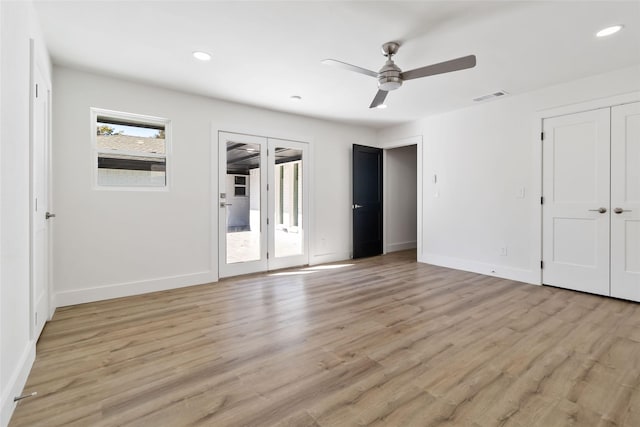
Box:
[420,252,540,285]
[1,341,35,427]
[385,240,417,253]
[310,252,351,266]
[55,271,216,307]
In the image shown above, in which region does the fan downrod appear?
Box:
[381,42,400,58]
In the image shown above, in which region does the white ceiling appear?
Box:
[33,1,640,128]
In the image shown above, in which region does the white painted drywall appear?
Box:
[52,66,375,306]
[0,1,52,425]
[385,145,417,252]
[377,65,640,284]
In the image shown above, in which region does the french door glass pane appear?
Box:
[274,147,303,258]
[226,141,261,264]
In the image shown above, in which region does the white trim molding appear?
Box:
[423,252,539,285]
[386,240,417,253]
[55,271,216,307]
[1,341,36,427]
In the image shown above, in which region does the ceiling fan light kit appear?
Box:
[322,41,477,109]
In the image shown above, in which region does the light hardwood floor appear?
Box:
[10,250,640,426]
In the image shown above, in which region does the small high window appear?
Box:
[91,108,170,189]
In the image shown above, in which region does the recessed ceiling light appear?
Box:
[596,25,623,38]
[192,51,211,61]
[376,104,387,109]
[290,95,302,102]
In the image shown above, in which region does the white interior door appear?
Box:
[611,101,640,301]
[542,108,611,296]
[31,61,51,339]
[218,133,309,278]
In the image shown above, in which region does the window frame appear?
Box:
[90,107,172,191]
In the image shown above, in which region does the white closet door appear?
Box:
[542,108,611,296]
[611,102,640,301]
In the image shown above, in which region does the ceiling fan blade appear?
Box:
[321,59,378,78]
[369,90,388,108]
[400,55,476,81]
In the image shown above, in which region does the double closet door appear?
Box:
[218,132,308,278]
[542,102,640,301]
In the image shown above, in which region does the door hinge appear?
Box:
[540,131,544,141]
[267,252,269,260]
[35,84,38,98]
[540,196,544,205]
[541,260,544,269]
[267,218,269,225]
[267,184,269,191]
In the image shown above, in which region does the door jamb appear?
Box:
[378,136,423,262]
[533,91,640,286]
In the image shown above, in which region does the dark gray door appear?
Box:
[352,144,383,259]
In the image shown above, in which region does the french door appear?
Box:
[218,132,308,278]
[542,102,640,301]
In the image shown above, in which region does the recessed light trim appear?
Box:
[596,25,623,37]
[192,51,211,61]
[290,95,302,102]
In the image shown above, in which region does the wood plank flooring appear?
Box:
[10,250,640,426]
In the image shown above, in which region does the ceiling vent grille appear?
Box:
[473,90,509,102]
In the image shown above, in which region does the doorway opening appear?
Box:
[384,144,418,255]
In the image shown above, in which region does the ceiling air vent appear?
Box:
[473,90,509,102]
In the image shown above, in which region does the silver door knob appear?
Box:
[45,212,56,219]
[588,207,607,214]
[220,202,233,208]
[614,207,632,214]
[353,204,363,209]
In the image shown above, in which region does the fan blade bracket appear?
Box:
[400,55,477,81]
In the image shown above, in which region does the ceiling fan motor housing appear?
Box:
[378,59,403,91]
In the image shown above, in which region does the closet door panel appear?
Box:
[542,108,611,296]
[611,101,640,301]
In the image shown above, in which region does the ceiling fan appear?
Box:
[322,42,477,108]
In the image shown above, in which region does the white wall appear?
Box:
[0,1,51,425]
[52,66,375,306]
[377,65,640,284]
[385,145,417,252]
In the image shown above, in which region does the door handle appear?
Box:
[614,207,632,214]
[45,212,56,219]
[353,204,363,209]
[219,202,233,208]
[588,207,607,214]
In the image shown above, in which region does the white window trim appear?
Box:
[90,107,172,191]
